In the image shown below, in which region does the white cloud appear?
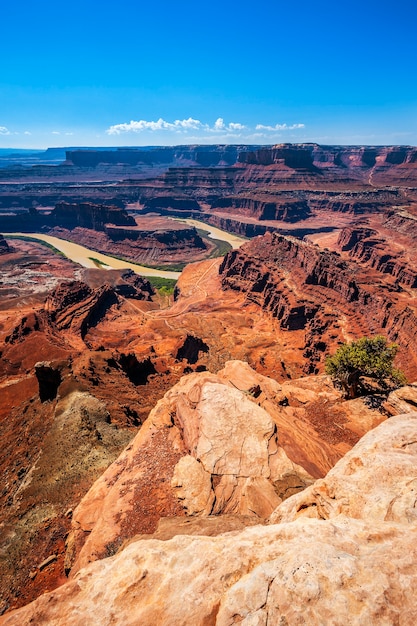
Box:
[24,131,32,135]
[52,131,61,135]
[255,123,305,131]
[228,122,246,131]
[213,117,225,131]
[106,116,249,136]
[107,117,205,135]
[0,126,11,135]
[105,117,304,140]
[210,118,247,133]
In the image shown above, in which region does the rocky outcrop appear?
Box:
[3,414,417,625]
[34,361,63,402]
[337,226,417,288]
[62,360,389,579]
[112,269,154,300]
[211,195,311,222]
[384,207,417,244]
[271,413,417,524]
[49,221,208,266]
[337,226,377,250]
[66,145,256,168]
[384,383,417,415]
[0,202,135,233]
[160,167,238,195]
[239,143,417,172]
[5,281,121,349]
[64,363,314,576]
[238,144,314,168]
[219,232,417,379]
[0,234,11,254]
[50,202,135,230]
[205,214,277,237]
[141,195,201,214]
[44,281,119,340]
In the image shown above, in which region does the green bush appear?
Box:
[325,335,406,398]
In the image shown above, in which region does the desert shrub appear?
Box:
[325,335,406,398]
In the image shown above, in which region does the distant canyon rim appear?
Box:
[1,142,417,622]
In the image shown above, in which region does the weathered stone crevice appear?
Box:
[34,361,62,403]
[176,335,209,365]
[118,354,157,386]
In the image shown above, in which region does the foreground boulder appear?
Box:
[2,414,417,625]
[65,362,313,575]
[270,412,417,524]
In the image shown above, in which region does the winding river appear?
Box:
[7,233,182,280]
[6,220,246,280]
[174,218,246,250]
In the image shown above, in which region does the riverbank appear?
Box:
[172,218,246,249]
[5,233,182,280]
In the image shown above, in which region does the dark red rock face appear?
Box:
[0,234,11,254]
[211,196,311,222]
[50,202,135,230]
[219,232,417,380]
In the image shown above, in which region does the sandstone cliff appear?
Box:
[59,359,388,577]
[2,410,417,625]
[211,195,311,222]
[219,232,417,380]
[337,225,417,288]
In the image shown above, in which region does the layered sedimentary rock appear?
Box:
[384,383,417,415]
[140,195,201,215]
[0,202,133,232]
[50,202,135,230]
[219,232,417,379]
[3,414,417,625]
[3,140,417,619]
[239,143,417,181]
[337,226,417,288]
[48,221,209,266]
[0,273,161,614]
[211,195,311,222]
[66,145,256,168]
[65,362,315,576]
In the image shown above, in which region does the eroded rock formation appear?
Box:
[211,195,312,222]
[62,359,389,579]
[2,414,417,625]
[50,202,135,230]
[219,232,417,379]
[0,234,11,254]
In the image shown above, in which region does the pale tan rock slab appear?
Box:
[2,517,417,626]
[270,412,417,524]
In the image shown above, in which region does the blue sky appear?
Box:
[1,0,416,148]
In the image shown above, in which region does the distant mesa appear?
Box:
[50,202,135,231]
[140,196,201,215]
[65,145,256,168]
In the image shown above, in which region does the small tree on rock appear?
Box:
[325,335,406,398]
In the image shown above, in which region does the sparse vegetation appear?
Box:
[88,257,110,268]
[147,276,177,295]
[6,234,66,258]
[325,335,407,398]
[195,228,233,257]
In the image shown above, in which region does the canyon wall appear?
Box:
[219,232,417,379]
